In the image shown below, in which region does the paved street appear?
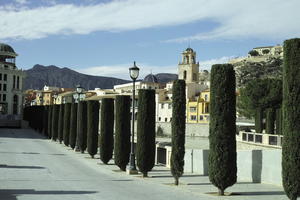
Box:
[0,128,288,200]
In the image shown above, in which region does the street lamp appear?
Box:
[127,61,139,174]
[73,84,85,152]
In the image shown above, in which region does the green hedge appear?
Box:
[275,107,282,135]
[69,103,78,149]
[255,108,263,133]
[87,100,100,158]
[170,80,186,185]
[114,95,131,171]
[136,89,156,177]
[266,108,275,134]
[63,103,72,146]
[282,38,300,200]
[42,106,49,137]
[99,98,114,164]
[47,105,53,139]
[77,101,88,153]
[209,64,237,196]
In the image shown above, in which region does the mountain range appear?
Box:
[24,64,178,90]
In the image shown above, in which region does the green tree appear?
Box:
[266,108,275,134]
[57,104,64,143]
[42,106,49,137]
[136,89,156,177]
[170,80,186,185]
[114,95,131,171]
[87,100,100,158]
[77,101,88,153]
[69,103,78,149]
[275,107,282,135]
[209,64,237,196]
[47,105,53,139]
[63,103,71,146]
[282,38,300,200]
[248,50,259,56]
[51,105,60,141]
[99,98,114,164]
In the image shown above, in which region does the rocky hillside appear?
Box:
[24,65,178,90]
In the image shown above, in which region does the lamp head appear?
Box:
[129,61,140,80]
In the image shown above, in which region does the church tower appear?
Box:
[178,48,199,83]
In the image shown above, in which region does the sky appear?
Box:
[0,0,299,80]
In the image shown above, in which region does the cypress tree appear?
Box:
[69,103,78,149]
[47,105,53,139]
[136,89,156,177]
[209,64,237,196]
[275,107,282,135]
[171,80,186,185]
[282,38,300,200]
[57,104,64,143]
[87,100,100,158]
[114,95,131,171]
[255,108,263,133]
[77,101,88,153]
[51,105,59,141]
[63,103,71,146]
[99,98,114,164]
[266,108,275,134]
[42,106,49,137]
[37,106,44,133]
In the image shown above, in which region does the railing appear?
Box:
[237,131,283,148]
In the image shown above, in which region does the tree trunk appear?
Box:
[218,188,224,196]
[91,155,94,159]
[174,177,179,185]
[143,172,148,178]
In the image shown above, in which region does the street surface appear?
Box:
[0,128,287,200]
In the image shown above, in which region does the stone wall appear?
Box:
[156,122,209,137]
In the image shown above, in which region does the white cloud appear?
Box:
[75,56,233,79]
[76,63,177,80]
[1,0,299,41]
[15,0,28,4]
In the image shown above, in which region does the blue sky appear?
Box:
[0,0,299,80]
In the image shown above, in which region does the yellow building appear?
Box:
[186,89,210,123]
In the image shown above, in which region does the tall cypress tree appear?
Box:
[47,105,53,139]
[282,38,300,200]
[63,103,71,146]
[275,107,282,135]
[266,108,275,134]
[77,101,88,153]
[171,80,186,185]
[114,95,131,171]
[51,105,60,141]
[57,104,64,143]
[87,100,100,158]
[99,98,114,164]
[136,89,156,177]
[69,103,78,149]
[42,106,49,137]
[255,108,263,133]
[209,64,237,196]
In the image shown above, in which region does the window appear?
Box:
[149,86,152,89]
[189,106,196,112]
[0,84,2,91]
[193,73,196,81]
[13,75,16,89]
[183,71,187,80]
[204,94,208,101]
[165,118,168,122]
[3,84,6,91]
[3,94,6,101]
[161,103,164,109]
[168,103,172,109]
[199,115,204,120]
[0,94,1,101]
[4,74,7,81]
[190,115,197,121]
[0,73,2,80]
[17,76,20,89]
[158,117,161,121]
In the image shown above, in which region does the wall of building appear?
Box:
[156,122,209,137]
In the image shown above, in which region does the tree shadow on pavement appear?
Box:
[0,189,97,200]
[237,191,285,196]
[0,164,45,169]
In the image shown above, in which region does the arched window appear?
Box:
[183,71,187,80]
[186,56,189,64]
[13,95,18,114]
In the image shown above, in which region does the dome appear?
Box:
[143,74,158,83]
[0,43,15,53]
[185,47,194,52]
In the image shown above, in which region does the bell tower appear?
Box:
[178,48,199,83]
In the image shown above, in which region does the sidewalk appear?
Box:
[47,137,288,200]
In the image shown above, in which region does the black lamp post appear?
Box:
[74,84,84,152]
[127,61,140,174]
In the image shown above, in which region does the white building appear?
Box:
[0,43,25,117]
